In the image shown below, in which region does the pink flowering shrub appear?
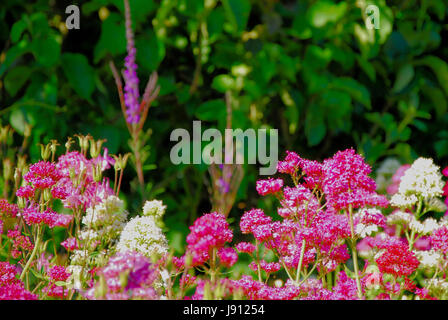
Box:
[1,127,448,301]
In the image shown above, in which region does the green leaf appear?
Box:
[136,31,165,72]
[392,64,414,93]
[422,86,447,117]
[61,53,95,100]
[308,1,347,28]
[356,56,376,82]
[0,39,30,77]
[4,66,31,97]
[10,19,27,43]
[222,0,251,33]
[195,99,226,121]
[212,75,235,92]
[94,13,126,63]
[416,56,448,96]
[330,77,371,109]
[31,33,61,68]
[9,109,27,135]
[305,105,326,146]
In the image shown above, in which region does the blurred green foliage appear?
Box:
[1,0,448,252]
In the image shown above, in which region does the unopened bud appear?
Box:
[50,140,60,160]
[90,139,106,159]
[39,143,52,161]
[65,137,74,153]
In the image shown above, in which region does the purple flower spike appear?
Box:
[122,0,140,124]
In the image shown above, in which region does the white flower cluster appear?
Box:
[354,208,383,238]
[391,158,444,208]
[388,210,444,235]
[424,279,448,299]
[414,250,443,269]
[143,200,167,218]
[68,196,128,282]
[82,195,128,239]
[117,200,169,259]
[387,210,413,225]
[409,217,439,235]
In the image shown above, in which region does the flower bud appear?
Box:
[39,143,52,161]
[50,140,60,160]
[75,134,91,155]
[65,137,74,153]
[90,139,106,159]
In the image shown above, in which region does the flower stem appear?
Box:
[348,205,363,298]
[295,239,306,283]
[20,226,42,281]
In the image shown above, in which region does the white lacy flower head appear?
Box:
[355,223,378,238]
[390,194,418,208]
[82,195,128,231]
[66,265,85,290]
[397,157,444,200]
[422,218,440,235]
[117,215,168,259]
[70,249,90,265]
[415,250,443,269]
[387,210,413,225]
[143,200,167,219]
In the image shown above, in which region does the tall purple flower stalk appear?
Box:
[109,0,160,198]
[122,0,140,124]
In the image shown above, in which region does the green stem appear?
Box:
[295,239,306,283]
[348,205,363,298]
[20,226,42,281]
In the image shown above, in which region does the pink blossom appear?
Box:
[256,178,283,196]
[240,209,271,234]
[235,242,256,254]
[218,248,238,268]
[61,237,79,251]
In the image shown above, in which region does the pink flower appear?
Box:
[23,161,62,190]
[235,242,256,254]
[431,226,448,255]
[47,265,71,282]
[7,227,33,259]
[61,237,79,251]
[218,248,238,268]
[376,242,419,277]
[0,199,19,217]
[42,284,67,298]
[322,149,388,211]
[332,271,359,300]
[277,151,301,175]
[185,212,233,267]
[256,178,283,196]
[16,185,35,199]
[364,272,382,289]
[0,262,37,300]
[259,260,281,273]
[84,251,159,300]
[240,209,271,234]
